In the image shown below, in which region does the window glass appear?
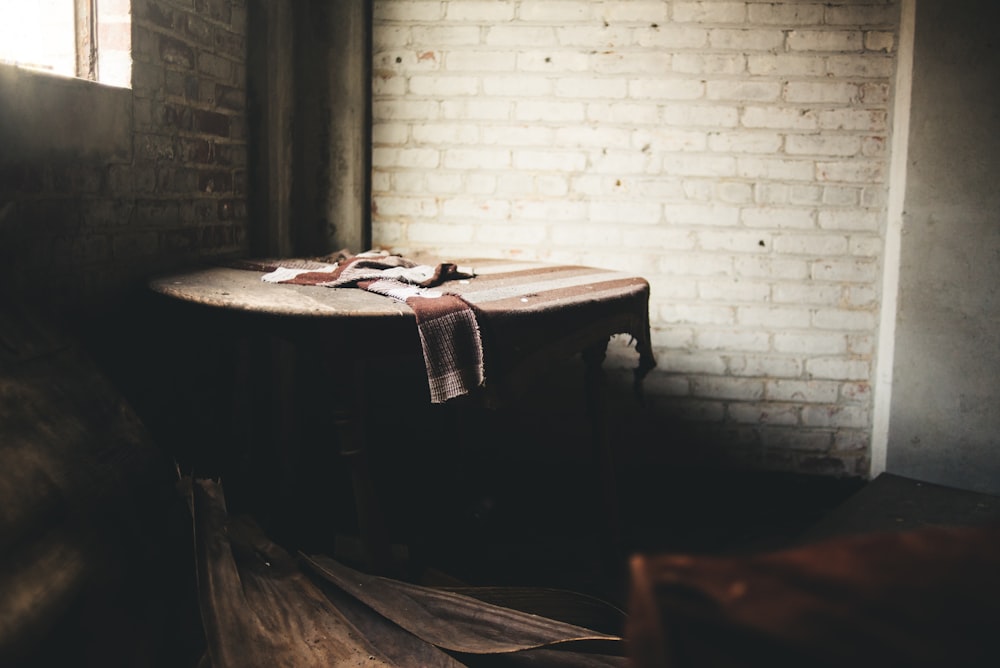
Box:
[0,0,131,88]
[97,0,131,87]
[0,1,77,78]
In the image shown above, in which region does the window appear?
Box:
[0,0,131,88]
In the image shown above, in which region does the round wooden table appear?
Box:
[150,257,655,574]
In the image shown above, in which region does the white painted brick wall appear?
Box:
[371,0,900,476]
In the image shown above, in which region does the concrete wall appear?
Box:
[0,0,249,319]
[887,1,1000,494]
[371,0,901,476]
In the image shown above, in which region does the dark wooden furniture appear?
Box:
[0,304,186,666]
[149,257,655,573]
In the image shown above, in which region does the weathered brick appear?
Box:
[663,104,740,128]
[672,53,746,75]
[674,2,747,24]
[629,78,705,100]
[155,166,199,193]
[193,109,231,137]
[562,25,635,48]
[709,131,782,154]
[449,51,517,72]
[214,28,246,58]
[372,147,441,169]
[738,157,815,181]
[747,54,825,77]
[185,13,213,45]
[773,282,843,306]
[199,224,237,249]
[810,258,878,283]
[441,99,508,120]
[216,200,235,220]
[412,25,481,46]
[179,138,215,163]
[748,3,824,26]
[865,31,895,53]
[410,75,479,96]
[773,233,849,256]
[214,143,246,167]
[165,70,199,99]
[450,0,520,23]
[519,1,592,22]
[788,30,863,53]
[377,1,447,22]
[692,376,765,402]
[826,5,898,27]
[709,28,784,51]
[813,308,876,332]
[729,403,799,426]
[742,207,815,229]
[198,52,233,81]
[197,170,233,194]
[591,51,670,75]
[141,1,181,30]
[163,104,194,131]
[738,306,811,329]
[816,160,885,184]
[232,170,246,196]
[762,429,833,454]
[786,134,862,157]
[555,77,627,99]
[767,379,841,404]
[827,54,894,79]
[160,36,195,68]
[802,405,869,429]
[601,1,668,23]
[195,0,232,24]
[785,81,859,104]
[806,358,871,382]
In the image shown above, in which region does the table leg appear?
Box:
[333,358,395,575]
[582,339,623,563]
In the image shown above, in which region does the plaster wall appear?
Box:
[887,0,1000,494]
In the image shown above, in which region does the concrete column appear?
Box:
[248,0,372,257]
[293,1,373,255]
[247,0,295,257]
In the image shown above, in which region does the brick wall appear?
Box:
[0,0,248,316]
[371,0,900,475]
[129,0,249,267]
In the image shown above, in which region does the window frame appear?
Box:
[0,0,131,88]
[75,0,99,81]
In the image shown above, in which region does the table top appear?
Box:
[148,257,651,321]
[150,256,656,398]
[150,264,412,319]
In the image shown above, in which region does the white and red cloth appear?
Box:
[261,251,483,403]
[255,251,657,405]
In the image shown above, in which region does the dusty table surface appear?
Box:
[149,265,413,319]
[148,257,652,320]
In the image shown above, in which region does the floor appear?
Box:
[79,320,1000,663]
[397,462,861,605]
[210,352,999,613]
[385,463,1000,612]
